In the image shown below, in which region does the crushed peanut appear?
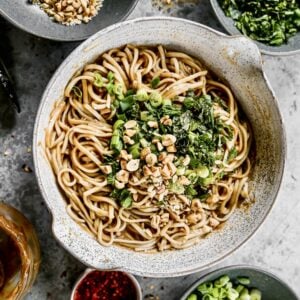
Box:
[33,0,103,26]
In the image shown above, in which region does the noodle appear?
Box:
[45,45,252,252]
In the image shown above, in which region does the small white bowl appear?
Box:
[70,268,142,300]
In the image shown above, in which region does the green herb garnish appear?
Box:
[110,189,133,208]
[151,76,160,88]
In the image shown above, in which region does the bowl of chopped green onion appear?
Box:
[210,0,300,55]
[181,265,298,300]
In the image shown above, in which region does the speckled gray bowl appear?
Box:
[0,0,138,41]
[33,17,286,277]
[180,265,298,300]
[210,0,300,56]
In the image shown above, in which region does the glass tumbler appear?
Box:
[0,202,40,300]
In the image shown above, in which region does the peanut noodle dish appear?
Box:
[45,45,252,252]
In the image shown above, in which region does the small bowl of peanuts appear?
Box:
[0,0,139,41]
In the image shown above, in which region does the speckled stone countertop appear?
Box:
[0,1,299,299]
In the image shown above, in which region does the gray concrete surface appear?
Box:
[0,0,299,299]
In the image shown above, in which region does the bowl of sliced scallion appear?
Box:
[180,265,298,300]
[210,0,300,55]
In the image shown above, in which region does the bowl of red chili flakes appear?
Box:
[71,269,142,300]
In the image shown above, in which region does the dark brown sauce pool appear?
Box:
[0,229,21,292]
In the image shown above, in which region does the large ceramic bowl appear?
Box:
[180,265,298,300]
[210,0,300,56]
[33,17,286,277]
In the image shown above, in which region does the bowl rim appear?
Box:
[179,264,299,300]
[0,0,139,42]
[70,268,142,300]
[209,0,300,56]
[32,16,287,277]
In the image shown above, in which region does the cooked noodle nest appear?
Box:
[45,44,252,252]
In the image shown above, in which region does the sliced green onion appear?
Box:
[135,89,149,101]
[107,71,114,81]
[250,289,262,300]
[110,135,123,154]
[186,172,198,184]
[106,82,115,95]
[113,83,124,100]
[236,284,244,294]
[227,288,239,300]
[129,143,140,159]
[238,277,250,285]
[169,182,185,194]
[150,91,163,107]
[187,294,197,300]
[239,295,251,300]
[200,177,214,186]
[196,166,209,178]
[71,86,82,98]
[113,120,124,130]
[202,295,217,300]
[93,72,103,87]
[176,167,186,176]
[186,294,198,300]
[214,275,230,287]
[189,275,261,300]
[162,98,172,106]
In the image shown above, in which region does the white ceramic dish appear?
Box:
[33,17,286,277]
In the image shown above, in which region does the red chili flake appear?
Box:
[74,271,138,300]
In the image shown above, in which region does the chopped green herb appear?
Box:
[120,196,132,208]
[228,147,238,161]
[111,188,133,208]
[219,0,300,46]
[107,173,115,185]
[119,95,136,112]
[185,186,198,198]
[151,76,160,88]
